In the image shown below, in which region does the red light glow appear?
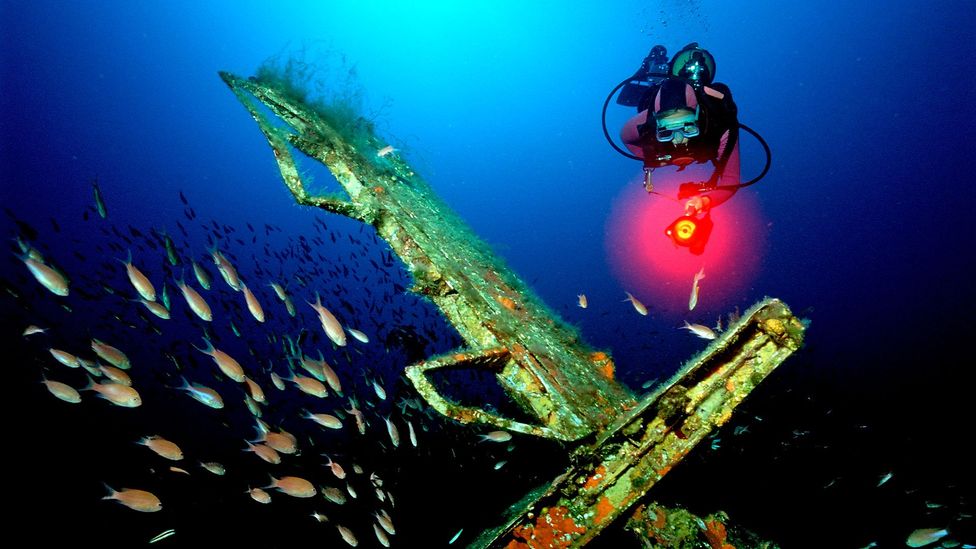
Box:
[604,171,767,319]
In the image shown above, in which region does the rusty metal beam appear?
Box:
[219,70,634,441]
[472,298,804,547]
[219,70,805,547]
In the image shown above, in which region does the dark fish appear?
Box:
[163,233,179,266]
[129,226,144,238]
[92,178,108,218]
[50,217,61,233]
[179,190,188,204]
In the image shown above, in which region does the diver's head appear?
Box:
[670,43,716,87]
[655,109,698,145]
[652,79,700,144]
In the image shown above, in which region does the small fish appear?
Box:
[309,293,347,347]
[83,376,142,407]
[175,376,224,409]
[91,338,130,369]
[22,325,47,336]
[377,145,397,157]
[103,484,161,512]
[176,278,212,321]
[194,337,245,382]
[210,247,242,291]
[270,371,286,391]
[906,528,949,547]
[160,282,170,309]
[370,472,384,487]
[322,485,347,505]
[681,321,716,340]
[268,281,287,301]
[138,435,183,461]
[346,327,369,344]
[244,377,266,403]
[449,528,464,545]
[372,379,387,400]
[407,420,418,447]
[345,481,357,499]
[266,475,316,498]
[624,291,647,315]
[162,233,179,266]
[347,400,367,435]
[384,416,400,447]
[49,348,80,368]
[877,471,893,487]
[191,261,211,290]
[200,461,225,475]
[288,373,329,398]
[92,178,108,218]
[689,266,705,311]
[494,460,507,470]
[245,441,281,465]
[478,430,512,443]
[120,250,156,301]
[311,511,329,523]
[335,524,358,546]
[149,529,175,544]
[20,255,69,296]
[319,358,343,395]
[242,284,265,323]
[138,298,171,319]
[305,411,343,430]
[577,294,588,309]
[373,523,391,547]
[247,487,271,504]
[376,509,395,535]
[99,365,132,386]
[168,466,190,475]
[40,376,81,403]
[256,422,298,454]
[322,454,346,479]
[77,357,101,377]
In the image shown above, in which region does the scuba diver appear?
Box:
[602,43,770,254]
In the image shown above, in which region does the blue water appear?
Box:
[2,1,974,547]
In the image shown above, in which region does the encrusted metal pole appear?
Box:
[219,70,805,547]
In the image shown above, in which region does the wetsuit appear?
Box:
[622,79,741,209]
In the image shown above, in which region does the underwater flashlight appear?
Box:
[665,213,713,255]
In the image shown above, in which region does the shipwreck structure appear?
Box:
[220,69,805,548]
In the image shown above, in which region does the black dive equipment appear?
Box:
[601,45,772,189]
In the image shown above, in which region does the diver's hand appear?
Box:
[684,196,711,215]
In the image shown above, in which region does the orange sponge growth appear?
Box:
[506,506,587,549]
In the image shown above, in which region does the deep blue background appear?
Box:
[2,1,974,547]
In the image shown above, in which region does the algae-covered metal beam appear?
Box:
[219,71,634,441]
[219,70,805,547]
[474,298,804,548]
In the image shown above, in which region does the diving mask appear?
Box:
[655,107,700,142]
